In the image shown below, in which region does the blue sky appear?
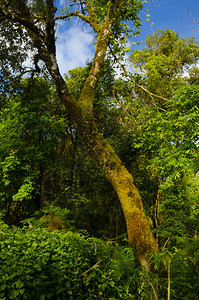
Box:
[139,0,199,40]
[55,0,199,75]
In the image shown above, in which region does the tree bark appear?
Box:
[41,57,158,268]
[57,83,158,271]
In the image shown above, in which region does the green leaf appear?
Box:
[20,288,25,295]
[0,284,6,291]
[125,46,131,52]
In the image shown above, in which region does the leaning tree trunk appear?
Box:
[64,90,158,270]
[81,122,159,270]
[39,21,158,270]
[48,71,158,271]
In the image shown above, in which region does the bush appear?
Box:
[0,222,139,299]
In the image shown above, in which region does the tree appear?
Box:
[127,30,199,185]
[0,77,70,223]
[130,29,199,99]
[118,29,199,245]
[0,0,158,270]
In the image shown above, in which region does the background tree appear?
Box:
[0,77,70,223]
[130,29,199,98]
[117,29,199,245]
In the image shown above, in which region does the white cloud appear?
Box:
[59,0,66,6]
[21,22,94,76]
[56,23,94,75]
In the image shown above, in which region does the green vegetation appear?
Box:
[0,218,199,299]
[0,222,140,299]
[0,0,199,299]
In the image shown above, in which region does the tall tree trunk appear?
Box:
[54,77,158,270]
[39,33,158,268]
[83,127,159,270]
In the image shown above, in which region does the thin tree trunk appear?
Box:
[152,181,160,241]
[167,259,171,300]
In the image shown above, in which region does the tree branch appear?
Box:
[45,0,56,55]
[85,0,98,31]
[0,5,44,39]
[55,11,99,33]
[77,1,126,116]
[186,9,199,24]
[78,18,113,116]
[81,259,102,277]
[108,45,170,103]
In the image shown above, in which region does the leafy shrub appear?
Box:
[147,238,199,300]
[0,222,139,299]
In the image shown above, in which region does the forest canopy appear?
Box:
[0,0,199,299]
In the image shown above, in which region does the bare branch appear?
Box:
[186,9,199,24]
[81,259,102,277]
[11,68,39,79]
[136,82,169,102]
[162,238,170,250]
[55,11,99,33]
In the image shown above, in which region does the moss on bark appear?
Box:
[58,93,159,268]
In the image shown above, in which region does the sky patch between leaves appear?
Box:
[56,21,94,75]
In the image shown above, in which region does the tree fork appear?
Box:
[41,56,159,269]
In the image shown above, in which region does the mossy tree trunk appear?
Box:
[57,86,158,271]
[0,0,158,270]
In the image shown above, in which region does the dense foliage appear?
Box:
[0,218,199,299]
[0,221,140,300]
[0,0,199,297]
